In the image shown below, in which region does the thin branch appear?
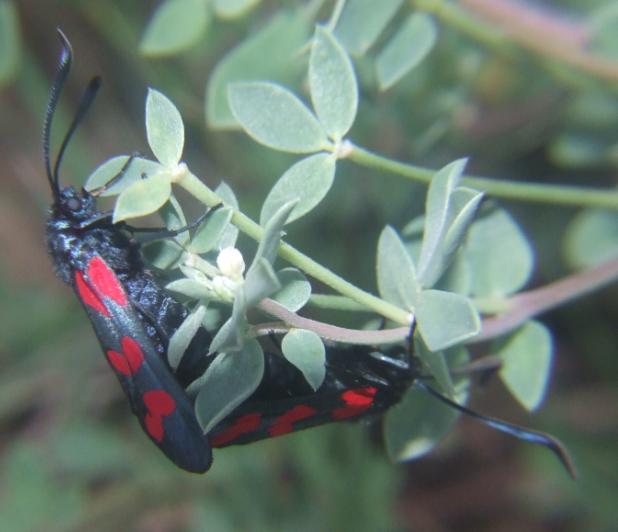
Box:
[176,171,412,325]
[473,256,618,342]
[256,298,410,344]
[257,255,618,347]
[348,143,618,210]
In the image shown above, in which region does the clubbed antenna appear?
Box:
[42,28,102,197]
[416,380,577,479]
[43,29,72,197]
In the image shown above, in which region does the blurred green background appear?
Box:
[0,1,617,530]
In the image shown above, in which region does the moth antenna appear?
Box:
[43,28,102,197]
[43,28,72,197]
[53,75,102,183]
[416,380,577,479]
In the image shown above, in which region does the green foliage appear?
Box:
[194,339,265,433]
[4,1,618,528]
[564,208,618,269]
[464,205,534,297]
[113,172,172,222]
[309,26,358,140]
[272,268,311,311]
[145,88,185,167]
[260,152,337,224]
[376,13,437,90]
[140,0,210,57]
[206,9,311,128]
[168,305,208,370]
[334,0,404,56]
[188,207,234,254]
[495,321,553,411]
[85,155,161,195]
[228,81,330,153]
[282,329,326,391]
[376,225,418,310]
[385,347,469,461]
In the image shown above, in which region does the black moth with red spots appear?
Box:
[44,31,416,473]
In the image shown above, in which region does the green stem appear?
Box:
[348,143,618,209]
[309,294,369,312]
[177,171,412,324]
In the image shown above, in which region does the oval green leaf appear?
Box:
[206,10,311,128]
[254,201,297,266]
[496,321,553,411]
[334,0,404,56]
[189,207,234,254]
[415,339,453,398]
[146,88,185,167]
[259,153,336,225]
[195,340,265,434]
[416,289,480,351]
[113,172,172,222]
[417,159,467,288]
[140,0,209,57]
[228,81,329,153]
[376,225,418,310]
[309,26,358,139]
[564,208,618,269]
[167,305,207,370]
[272,268,311,312]
[282,329,326,391]
[376,13,437,90]
[465,206,534,297]
[166,279,213,299]
[385,346,469,461]
[385,385,461,462]
[85,156,162,196]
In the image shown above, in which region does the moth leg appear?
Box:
[88,152,141,197]
[125,204,224,243]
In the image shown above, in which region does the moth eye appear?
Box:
[67,197,81,211]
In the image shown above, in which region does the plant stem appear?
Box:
[177,171,412,324]
[309,294,369,312]
[256,299,409,345]
[472,255,618,342]
[348,143,618,210]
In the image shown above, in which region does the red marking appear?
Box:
[143,390,176,443]
[332,387,377,420]
[210,413,262,447]
[75,270,109,317]
[106,336,145,377]
[268,405,317,437]
[86,256,128,307]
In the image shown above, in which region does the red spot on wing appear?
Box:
[106,336,145,376]
[332,387,377,420]
[86,256,128,307]
[143,390,177,443]
[210,413,262,447]
[75,270,109,317]
[268,405,317,437]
